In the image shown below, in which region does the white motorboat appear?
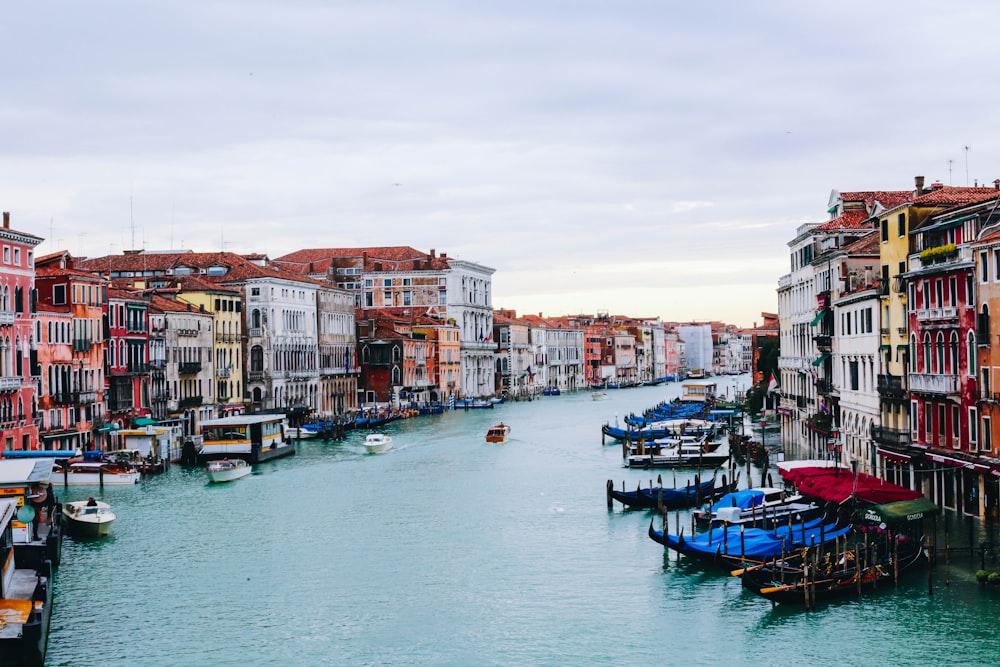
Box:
[205,459,252,483]
[62,499,116,537]
[285,426,319,439]
[590,390,608,401]
[364,433,393,454]
[52,460,140,486]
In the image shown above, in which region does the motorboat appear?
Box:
[591,390,608,401]
[52,459,140,486]
[624,436,729,469]
[286,425,320,439]
[364,433,393,454]
[62,499,116,538]
[692,487,822,529]
[485,423,511,443]
[205,459,252,483]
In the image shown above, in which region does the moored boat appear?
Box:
[624,436,729,469]
[606,474,739,511]
[52,458,140,486]
[0,499,53,667]
[693,488,822,529]
[485,423,510,443]
[62,499,116,538]
[205,459,252,483]
[364,433,393,453]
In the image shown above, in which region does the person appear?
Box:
[86,496,97,506]
[27,484,47,540]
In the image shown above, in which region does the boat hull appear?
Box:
[63,515,114,538]
[206,466,252,483]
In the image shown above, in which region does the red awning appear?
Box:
[876,448,911,463]
[779,466,923,505]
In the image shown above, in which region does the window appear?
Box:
[881,220,888,242]
[985,416,993,453]
[936,332,945,373]
[251,287,260,297]
[952,405,960,447]
[925,402,932,440]
[53,284,66,306]
[970,407,979,447]
[849,360,859,390]
[897,213,906,237]
[2,247,8,263]
[950,332,959,373]
[935,280,943,308]
[968,331,978,375]
[402,290,412,306]
[950,277,957,306]
[383,279,391,287]
[995,249,1000,282]
[938,404,946,440]
[383,290,392,306]
[13,249,20,266]
[403,278,411,286]
[969,274,976,306]
[982,251,990,283]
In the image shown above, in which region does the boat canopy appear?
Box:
[779,465,923,505]
[863,497,939,524]
[710,489,765,512]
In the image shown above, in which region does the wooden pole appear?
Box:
[606,479,613,509]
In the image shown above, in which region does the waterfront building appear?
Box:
[663,329,681,379]
[903,192,1000,518]
[972,224,1000,520]
[412,316,461,404]
[316,285,358,419]
[147,295,214,433]
[625,318,666,383]
[492,309,532,398]
[747,313,778,386]
[34,251,107,450]
[0,213,42,454]
[677,324,712,377]
[525,314,585,392]
[355,308,437,406]
[273,247,497,398]
[830,231,881,475]
[606,327,637,386]
[104,288,151,429]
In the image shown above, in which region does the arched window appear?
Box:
[391,366,401,385]
[949,332,959,374]
[968,331,977,376]
[935,332,945,373]
[392,346,401,363]
[250,345,264,373]
[909,334,917,372]
[251,308,261,329]
[923,332,931,372]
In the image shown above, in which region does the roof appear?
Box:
[814,209,871,231]
[273,246,453,273]
[841,230,880,255]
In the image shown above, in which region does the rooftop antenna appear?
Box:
[948,159,954,186]
[964,145,971,186]
[130,193,136,251]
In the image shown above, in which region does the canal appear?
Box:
[45,376,1000,666]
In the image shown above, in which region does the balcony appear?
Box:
[877,374,906,398]
[215,332,240,343]
[176,328,198,337]
[217,367,231,379]
[908,372,958,395]
[873,426,910,448]
[72,338,91,352]
[0,376,20,392]
[178,396,203,409]
[812,334,831,350]
[248,327,263,338]
[74,390,98,404]
[916,307,958,323]
[247,371,266,382]
[51,392,73,405]
[0,311,14,326]
[815,379,833,395]
[179,362,202,375]
[152,391,171,402]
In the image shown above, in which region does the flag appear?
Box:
[820,399,830,415]
[767,372,778,395]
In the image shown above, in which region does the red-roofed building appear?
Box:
[35,251,108,450]
[0,213,43,453]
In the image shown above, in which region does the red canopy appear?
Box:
[779,465,923,505]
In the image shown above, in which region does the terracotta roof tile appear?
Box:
[814,209,871,231]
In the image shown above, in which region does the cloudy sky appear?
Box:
[3,2,1000,327]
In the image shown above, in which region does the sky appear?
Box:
[4,2,1000,328]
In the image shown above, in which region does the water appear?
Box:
[45,377,1000,666]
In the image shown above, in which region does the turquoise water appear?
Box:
[45,378,1000,666]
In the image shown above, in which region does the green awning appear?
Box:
[879,344,891,353]
[863,497,939,524]
[812,353,831,367]
[97,424,120,434]
[133,417,159,427]
[810,310,827,327]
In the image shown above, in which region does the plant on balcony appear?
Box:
[919,243,958,263]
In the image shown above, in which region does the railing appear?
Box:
[877,374,906,397]
[813,334,831,350]
[51,392,74,404]
[916,307,958,322]
[0,376,20,392]
[176,328,198,337]
[247,371,266,382]
[0,311,14,326]
[217,367,231,379]
[149,359,167,369]
[152,391,171,402]
[248,327,263,338]
[72,338,91,352]
[908,372,958,395]
[215,332,240,343]
[873,426,910,448]
[178,396,203,409]
[815,379,833,395]
[178,362,202,375]
[74,391,98,404]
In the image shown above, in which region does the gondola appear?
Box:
[740,537,926,605]
[606,473,739,511]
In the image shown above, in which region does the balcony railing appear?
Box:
[247,371,266,382]
[217,367,231,379]
[72,338,91,352]
[152,391,171,402]
[74,391,98,404]
[215,332,240,343]
[915,307,958,323]
[178,396,203,409]
[0,311,14,326]
[0,376,20,392]
[877,374,906,398]
[873,426,910,448]
[177,328,198,337]
[815,379,833,395]
[178,362,202,375]
[908,372,958,395]
[248,327,263,338]
[51,392,74,405]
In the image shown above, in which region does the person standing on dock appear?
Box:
[27,483,47,540]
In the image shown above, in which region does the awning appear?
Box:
[810,310,827,327]
[863,497,939,524]
[926,452,967,467]
[812,353,831,367]
[879,344,892,353]
[96,424,120,434]
[921,214,976,234]
[132,417,159,427]
[877,448,911,463]
[896,344,909,361]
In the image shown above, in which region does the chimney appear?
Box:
[994,179,999,190]
[931,181,944,190]
[914,176,925,195]
[440,252,447,259]
[2,212,8,229]
[430,248,436,258]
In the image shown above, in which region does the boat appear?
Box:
[52,458,140,486]
[0,498,53,667]
[624,436,729,469]
[62,499,116,538]
[198,414,296,464]
[648,516,853,568]
[740,536,926,605]
[606,473,739,511]
[285,426,319,440]
[542,387,561,396]
[364,433,393,453]
[692,488,823,529]
[453,398,494,410]
[205,458,252,483]
[591,390,608,401]
[0,459,63,570]
[485,423,511,443]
